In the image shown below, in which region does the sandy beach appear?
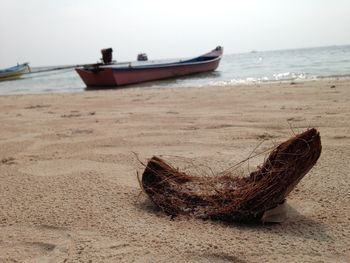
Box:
[0,79,349,262]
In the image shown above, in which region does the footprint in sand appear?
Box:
[255,132,277,140]
[0,226,72,263]
[61,113,82,118]
[60,112,95,118]
[1,157,16,165]
[206,124,235,129]
[287,116,306,122]
[24,104,51,110]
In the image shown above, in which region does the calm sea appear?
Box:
[0,45,349,95]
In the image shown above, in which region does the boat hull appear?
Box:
[0,63,30,81]
[76,59,220,87]
[76,47,223,87]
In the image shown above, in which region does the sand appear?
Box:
[0,79,349,263]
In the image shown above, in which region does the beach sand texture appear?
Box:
[0,79,349,262]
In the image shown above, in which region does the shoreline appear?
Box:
[0,78,349,262]
[1,73,350,97]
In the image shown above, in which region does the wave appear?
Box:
[205,73,350,87]
[316,73,350,79]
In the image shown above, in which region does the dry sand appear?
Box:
[0,79,349,262]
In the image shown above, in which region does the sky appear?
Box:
[1,0,350,67]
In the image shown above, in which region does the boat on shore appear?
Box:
[0,63,30,81]
[75,46,223,87]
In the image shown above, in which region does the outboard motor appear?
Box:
[101,48,113,64]
[137,53,148,61]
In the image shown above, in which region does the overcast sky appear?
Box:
[1,0,349,67]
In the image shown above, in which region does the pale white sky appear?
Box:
[1,0,349,67]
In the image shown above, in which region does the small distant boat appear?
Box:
[75,46,223,87]
[0,63,30,81]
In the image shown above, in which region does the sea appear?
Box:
[0,45,349,96]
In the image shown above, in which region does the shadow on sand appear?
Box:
[137,199,331,242]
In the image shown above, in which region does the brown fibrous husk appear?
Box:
[141,128,322,222]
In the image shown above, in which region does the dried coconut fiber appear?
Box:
[141,128,322,222]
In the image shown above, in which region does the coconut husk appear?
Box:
[141,128,322,222]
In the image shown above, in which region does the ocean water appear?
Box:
[0,45,349,95]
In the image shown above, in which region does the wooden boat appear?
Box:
[75,46,223,87]
[0,63,30,81]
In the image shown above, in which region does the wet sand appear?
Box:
[0,79,349,262]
